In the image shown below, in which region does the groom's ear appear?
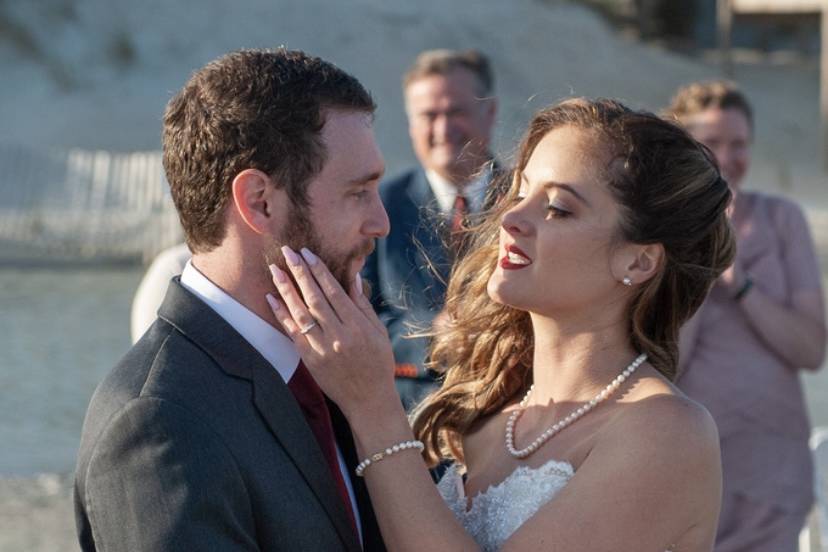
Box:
[231,169,286,234]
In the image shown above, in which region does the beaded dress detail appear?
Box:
[437,459,574,551]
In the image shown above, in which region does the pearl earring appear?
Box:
[622,276,632,286]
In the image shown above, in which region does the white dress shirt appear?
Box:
[425,167,491,214]
[180,261,362,541]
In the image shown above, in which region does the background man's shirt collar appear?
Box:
[425,166,491,214]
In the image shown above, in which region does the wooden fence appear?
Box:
[0,145,182,263]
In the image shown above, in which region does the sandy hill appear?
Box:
[1,0,822,198]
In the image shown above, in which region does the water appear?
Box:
[0,265,143,550]
[1,265,827,550]
[3,265,828,476]
[1,266,142,476]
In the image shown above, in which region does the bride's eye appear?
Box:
[547,203,572,218]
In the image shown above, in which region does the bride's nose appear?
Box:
[501,203,533,237]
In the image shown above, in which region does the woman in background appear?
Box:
[668,81,826,552]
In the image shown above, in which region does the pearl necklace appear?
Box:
[505,353,648,459]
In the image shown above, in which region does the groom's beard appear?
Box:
[263,207,375,291]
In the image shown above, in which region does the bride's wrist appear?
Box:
[340,377,399,422]
[348,399,413,455]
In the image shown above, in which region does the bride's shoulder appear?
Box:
[622,391,716,435]
[585,389,721,542]
[616,363,715,433]
[604,384,720,471]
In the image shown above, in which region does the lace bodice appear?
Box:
[437,459,674,551]
[437,459,574,551]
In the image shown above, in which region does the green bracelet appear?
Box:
[734,277,753,301]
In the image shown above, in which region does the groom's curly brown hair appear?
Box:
[162,48,376,253]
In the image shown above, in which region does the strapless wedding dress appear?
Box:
[437,459,574,551]
[437,459,674,551]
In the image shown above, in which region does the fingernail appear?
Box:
[265,293,280,311]
[269,263,287,284]
[300,247,318,266]
[355,273,363,295]
[281,245,300,266]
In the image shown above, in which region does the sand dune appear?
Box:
[0,0,821,183]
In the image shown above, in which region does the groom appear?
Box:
[74,49,389,551]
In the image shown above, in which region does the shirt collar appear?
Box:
[179,261,299,382]
[425,167,491,214]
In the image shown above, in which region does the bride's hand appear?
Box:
[265,245,397,420]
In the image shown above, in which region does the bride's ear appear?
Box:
[613,242,664,286]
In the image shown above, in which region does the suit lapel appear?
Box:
[401,166,506,304]
[158,280,361,552]
[249,369,362,551]
[404,171,450,304]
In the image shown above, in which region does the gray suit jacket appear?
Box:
[74,278,384,551]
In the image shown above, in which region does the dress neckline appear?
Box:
[441,459,676,552]
[459,458,575,513]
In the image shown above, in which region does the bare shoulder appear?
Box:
[602,379,720,477]
[622,371,716,430]
[582,383,722,546]
[621,383,716,434]
[502,378,722,550]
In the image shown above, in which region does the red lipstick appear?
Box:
[500,244,532,270]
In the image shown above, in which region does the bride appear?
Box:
[266,98,735,551]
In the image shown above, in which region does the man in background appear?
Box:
[363,49,499,410]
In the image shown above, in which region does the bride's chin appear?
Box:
[486,277,511,307]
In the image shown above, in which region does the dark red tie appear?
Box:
[451,193,468,233]
[288,361,359,538]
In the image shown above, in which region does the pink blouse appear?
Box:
[678,191,823,513]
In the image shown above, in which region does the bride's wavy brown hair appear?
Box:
[411,98,735,466]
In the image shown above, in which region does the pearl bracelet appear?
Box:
[355,440,424,477]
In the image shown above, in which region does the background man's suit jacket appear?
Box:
[74,279,384,551]
[363,166,503,409]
